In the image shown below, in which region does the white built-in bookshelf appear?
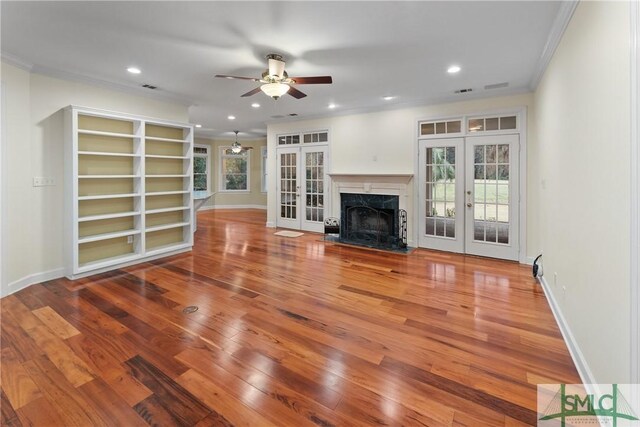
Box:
[64,106,194,278]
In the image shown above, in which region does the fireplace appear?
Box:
[340,193,406,250]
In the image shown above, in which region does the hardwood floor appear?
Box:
[0,209,580,426]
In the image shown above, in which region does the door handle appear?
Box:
[467,203,473,208]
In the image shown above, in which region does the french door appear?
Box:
[418,134,520,260]
[418,138,465,252]
[276,146,328,232]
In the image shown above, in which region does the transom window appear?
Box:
[278,134,300,145]
[220,147,249,191]
[303,131,328,143]
[468,115,517,133]
[420,119,463,136]
[278,130,329,145]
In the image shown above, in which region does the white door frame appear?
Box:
[276,147,301,230]
[413,107,528,263]
[276,144,330,232]
[630,0,639,384]
[464,134,520,261]
[417,137,465,253]
[300,145,330,233]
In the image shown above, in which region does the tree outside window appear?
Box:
[194,146,209,191]
[220,147,249,191]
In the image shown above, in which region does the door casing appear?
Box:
[276,145,329,232]
[414,108,528,263]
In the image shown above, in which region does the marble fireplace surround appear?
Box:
[328,174,414,245]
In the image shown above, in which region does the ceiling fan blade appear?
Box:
[287,86,307,99]
[290,76,333,85]
[241,87,262,97]
[215,74,260,81]
[268,58,286,79]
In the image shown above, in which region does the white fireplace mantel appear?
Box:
[328,173,413,181]
[328,173,414,219]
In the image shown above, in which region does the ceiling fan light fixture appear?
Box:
[261,82,290,100]
[231,141,243,154]
[231,130,243,154]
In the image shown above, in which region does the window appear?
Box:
[303,131,328,143]
[261,146,267,193]
[193,145,209,191]
[220,147,249,191]
[420,119,463,136]
[278,134,300,145]
[468,115,517,132]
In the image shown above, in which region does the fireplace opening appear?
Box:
[339,193,406,250]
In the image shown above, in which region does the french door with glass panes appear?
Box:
[419,134,519,260]
[418,138,465,252]
[276,146,328,232]
[465,134,519,260]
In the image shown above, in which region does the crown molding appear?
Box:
[32,64,194,106]
[529,0,579,90]
[1,52,34,71]
[1,51,193,107]
[265,86,531,127]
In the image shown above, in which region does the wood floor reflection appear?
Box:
[1,209,579,426]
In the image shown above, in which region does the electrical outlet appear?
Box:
[127,235,133,244]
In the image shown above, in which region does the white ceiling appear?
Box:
[1,1,562,139]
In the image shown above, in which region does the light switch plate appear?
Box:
[33,176,55,187]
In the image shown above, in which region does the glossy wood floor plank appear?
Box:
[1,209,580,426]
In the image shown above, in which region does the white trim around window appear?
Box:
[261,146,268,193]
[219,146,250,192]
[193,144,211,192]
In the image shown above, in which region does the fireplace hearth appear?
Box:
[339,193,407,250]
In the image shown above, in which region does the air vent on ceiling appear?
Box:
[455,88,473,94]
[484,82,509,90]
[141,84,157,90]
[288,113,298,117]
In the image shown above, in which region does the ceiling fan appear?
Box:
[215,53,333,100]
[230,130,253,154]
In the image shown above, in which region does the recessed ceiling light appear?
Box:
[195,124,202,128]
[447,65,461,74]
[382,96,395,101]
[251,103,260,108]
[328,104,337,109]
[127,67,141,74]
[228,115,236,120]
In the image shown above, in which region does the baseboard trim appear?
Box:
[265,221,276,228]
[199,204,267,211]
[1,267,65,298]
[538,275,597,386]
[67,247,191,280]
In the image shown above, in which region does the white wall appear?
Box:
[0,62,189,296]
[194,137,267,209]
[534,2,631,383]
[267,93,537,254]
